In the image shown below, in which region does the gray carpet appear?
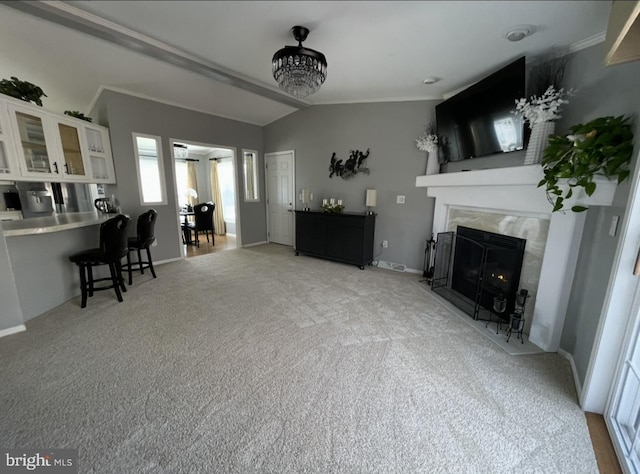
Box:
[0,244,597,473]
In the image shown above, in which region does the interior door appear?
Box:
[608,280,640,473]
[265,150,294,246]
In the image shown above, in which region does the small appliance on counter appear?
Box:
[16,182,53,218]
[3,190,21,211]
[94,197,117,214]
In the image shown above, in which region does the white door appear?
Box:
[608,282,640,473]
[265,151,294,246]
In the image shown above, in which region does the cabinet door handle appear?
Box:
[634,244,640,276]
[53,162,59,174]
[64,163,69,174]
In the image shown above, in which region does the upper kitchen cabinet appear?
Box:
[0,102,19,179]
[8,103,59,179]
[0,94,116,184]
[54,117,91,181]
[84,124,116,183]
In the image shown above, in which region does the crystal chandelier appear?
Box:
[272,26,327,99]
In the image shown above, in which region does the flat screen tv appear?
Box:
[436,56,527,162]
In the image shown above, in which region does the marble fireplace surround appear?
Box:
[416,165,617,352]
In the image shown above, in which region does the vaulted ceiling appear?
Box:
[0,1,611,125]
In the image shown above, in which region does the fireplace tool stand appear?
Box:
[506,289,529,344]
[485,294,508,334]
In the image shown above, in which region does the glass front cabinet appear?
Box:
[1,96,116,184]
[84,124,116,183]
[0,102,19,178]
[8,104,59,179]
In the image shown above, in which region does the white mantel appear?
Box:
[416,165,617,352]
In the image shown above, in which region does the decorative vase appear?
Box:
[524,121,555,165]
[425,148,440,175]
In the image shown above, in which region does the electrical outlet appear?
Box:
[382,240,388,248]
[396,195,406,204]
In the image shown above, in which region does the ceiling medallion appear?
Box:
[272,26,327,99]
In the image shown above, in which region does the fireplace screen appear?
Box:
[432,226,526,321]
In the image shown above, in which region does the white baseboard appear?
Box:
[0,324,26,339]
[154,257,182,265]
[405,267,422,275]
[558,348,583,403]
[243,241,268,248]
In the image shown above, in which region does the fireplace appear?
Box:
[433,226,525,321]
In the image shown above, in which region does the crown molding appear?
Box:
[568,31,607,53]
[2,0,308,110]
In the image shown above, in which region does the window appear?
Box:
[243,149,259,202]
[217,158,236,223]
[133,133,167,205]
[174,160,188,208]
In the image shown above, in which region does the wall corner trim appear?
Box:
[0,324,26,339]
[558,348,584,407]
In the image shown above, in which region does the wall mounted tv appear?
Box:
[436,56,527,162]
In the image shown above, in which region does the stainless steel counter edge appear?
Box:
[2,212,114,237]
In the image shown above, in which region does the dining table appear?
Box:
[179,209,195,245]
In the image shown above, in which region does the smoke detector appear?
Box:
[423,77,441,85]
[503,25,536,42]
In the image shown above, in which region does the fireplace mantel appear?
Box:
[416,165,617,352]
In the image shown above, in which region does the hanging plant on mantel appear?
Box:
[0,76,47,106]
[538,115,634,212]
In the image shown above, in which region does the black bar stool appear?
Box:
[123,209,158,285]
[69,214,131,308]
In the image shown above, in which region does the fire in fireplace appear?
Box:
[432,226,526,321]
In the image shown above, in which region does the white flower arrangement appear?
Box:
[514,85,574,127]
[416,133,438,153]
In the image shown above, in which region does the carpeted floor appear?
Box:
[0,244,597,473]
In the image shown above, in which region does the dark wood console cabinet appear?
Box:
[294,211,375,269]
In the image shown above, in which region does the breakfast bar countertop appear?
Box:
[1,212,113,237]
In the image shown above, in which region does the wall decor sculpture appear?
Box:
[329,149,370,179]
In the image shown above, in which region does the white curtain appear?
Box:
[210,160,226,235]
[186,161,199,205]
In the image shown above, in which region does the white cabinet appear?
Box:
[0,95,116,184]
[53,117,92,181]
[0,102,19,179]
[8,103,59,179]
[84,124,116,183]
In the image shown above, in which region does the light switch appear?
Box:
[396,195,406,204]
[609,215,619,237]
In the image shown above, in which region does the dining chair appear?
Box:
[185,202,215,247]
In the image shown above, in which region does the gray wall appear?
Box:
[6,225,100,321]
[264,101,438,270]
[556,42,640,385]
[91,90,266,261]
[0,224,24,331]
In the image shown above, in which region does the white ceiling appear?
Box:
[0,1,611,126]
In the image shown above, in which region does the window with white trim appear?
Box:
[133,133,167,205]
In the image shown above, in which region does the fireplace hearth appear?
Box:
[432,226,526,321]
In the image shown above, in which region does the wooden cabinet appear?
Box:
[295,211,375,269]
[0,95,116,183]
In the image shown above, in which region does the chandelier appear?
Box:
[272,26,327,99]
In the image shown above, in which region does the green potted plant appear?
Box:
[64,110,92,122]
[538,115,634,212]
[0,76,47,106]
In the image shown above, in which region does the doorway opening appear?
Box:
[170,139,240,258]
